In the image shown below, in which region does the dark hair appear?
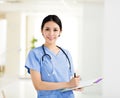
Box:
[41,15,62,31]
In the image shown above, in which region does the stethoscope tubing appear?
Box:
[42,44,71,73]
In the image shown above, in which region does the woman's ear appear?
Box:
[59,31,62,37]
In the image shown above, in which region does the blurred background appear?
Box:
[0,0,120,98]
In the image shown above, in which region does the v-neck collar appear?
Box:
[44,45,61,56]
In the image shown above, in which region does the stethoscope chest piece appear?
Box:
[47,70,55,76]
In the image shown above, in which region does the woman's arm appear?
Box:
[30,69,80,91]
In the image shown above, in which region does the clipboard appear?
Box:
[61,77,103,92]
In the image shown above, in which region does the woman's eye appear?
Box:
[45,28,49,31]
[44,28,58,32]
[54,29,58,32]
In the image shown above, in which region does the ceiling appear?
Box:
[0,0,104,3]
[0,0,104,12]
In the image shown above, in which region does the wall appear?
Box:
[0,18,6,66]
[5,13,22,78]
[103,0,120,97]
[77,3,103,94]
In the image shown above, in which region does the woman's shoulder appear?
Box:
[28,45,43,56]
[32,46,42,51]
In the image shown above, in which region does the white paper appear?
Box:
[61,77,103,92]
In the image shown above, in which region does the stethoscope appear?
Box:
[42,44,71,76]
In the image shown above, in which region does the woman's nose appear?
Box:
[49,30,54,35]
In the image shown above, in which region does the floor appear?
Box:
[0,77,102,98]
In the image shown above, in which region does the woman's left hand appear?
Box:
[73,87,84,92]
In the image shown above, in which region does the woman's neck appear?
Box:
[44,43,60,55]
[44,43,56,48]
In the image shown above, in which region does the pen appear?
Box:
[93,78,103,83]
[74,73,76,78]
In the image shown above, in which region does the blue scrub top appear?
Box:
[25,45,75,98]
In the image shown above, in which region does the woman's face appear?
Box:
[41,21,61,45]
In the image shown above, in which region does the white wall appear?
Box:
[5,13,22,78]
[77,3,103,94]
[0,19,6,65]
[103,0,120,97]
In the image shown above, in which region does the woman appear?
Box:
[25,15,80,98]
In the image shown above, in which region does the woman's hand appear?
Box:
[68,75,80,88]
[73,87,84,92]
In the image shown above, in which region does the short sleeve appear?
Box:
[25,49,41,74]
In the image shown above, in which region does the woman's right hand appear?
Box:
[68,75,80,88]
